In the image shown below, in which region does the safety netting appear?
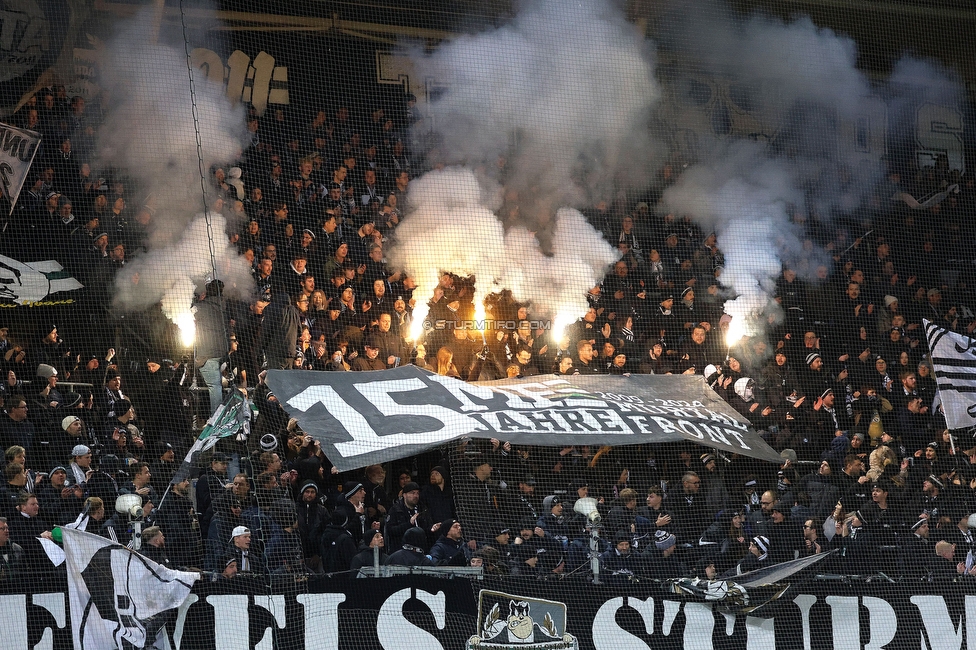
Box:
[0,0,974,647]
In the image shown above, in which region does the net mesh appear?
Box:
[0,0,973,648]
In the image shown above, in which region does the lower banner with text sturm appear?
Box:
[3,574,976,649]
[265,367,783,472]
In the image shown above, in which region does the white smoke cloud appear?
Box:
[888,56,962,106]
[386,168,617,337]
[391,0,653,329]
[690,14,870,121]
[113,213,253,341]
[661,8,963,341]
[97,17,248,228]
[96,10,254,336]
[501,208,620,324]
[411,0,661,227]
[661,142,806,341]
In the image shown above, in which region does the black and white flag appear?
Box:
[266,366,783,471]
[924,319,976,430]
[0,122,41,213]
[62,526,199,649]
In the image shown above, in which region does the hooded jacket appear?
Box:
[385,527,434,567]
[296,481,328,557]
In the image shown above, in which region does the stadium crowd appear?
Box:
[0,82,976,585]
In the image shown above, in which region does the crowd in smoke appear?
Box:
[113,213,254,344]
[1,0,976,591]
[381,0,665,334]
[10,0,966,348]
[386,168,617,336]
[96,11,253,334]
[654,5,965,342]
[391,0,967,347]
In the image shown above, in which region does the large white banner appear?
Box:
[0,122,41,214]
[61,527,199,649]
[266,366,784,471]
[925,319,976,430]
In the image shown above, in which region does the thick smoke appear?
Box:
[96,11,253,336]
[410,0,660,229]
[386,168,617,337]
[662,142,809,340]
[685,14,870,121]
[392,0,655,329]
[113,213,252,344]
[661,7,964,342]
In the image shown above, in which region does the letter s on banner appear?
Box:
[592,596,653,650]
[377,588,446,650]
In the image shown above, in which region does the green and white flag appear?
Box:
[171,389,251,485]
[0,254,83,305]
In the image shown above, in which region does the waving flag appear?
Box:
[0,122,41,214]
[265,367,783,472]
[667,552,833,615]
[61,526,198,649]
[171,389,252,485]
[924,319,976,430]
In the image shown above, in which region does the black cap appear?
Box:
[440,519,458,535]
[342,481,365,498]
[402,481,420,494]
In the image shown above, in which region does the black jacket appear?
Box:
[226,543,268,575]
[350,545,389,573]
[154,491,204,569]
[385,498,433,552]
[140,542,172,568]
[385,547,434,567]
[194,293,229,360]
[429,535,467,566]
[320,524,357,573]
[0,540,25,581]
[420,481,455,524]
[296,497,328,559]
